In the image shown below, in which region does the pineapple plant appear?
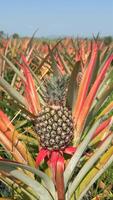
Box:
[34,75,74,151]
[0,38,113,200]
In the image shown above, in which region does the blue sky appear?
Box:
[0,0,113,37]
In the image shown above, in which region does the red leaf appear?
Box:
[35,149,48,167]
[73,42,98,123]
[76,54,113,135]
[0,119,7,132]
[64,146,76,155]
[92,118,111,139]
[98,132,112,146]
[55,52,66,75]
[56,155,65,200]
[48,151,59,181]
[17,55,41,115]
[57,154,65,172]
[0,110,14,132]
[22,55,41,114]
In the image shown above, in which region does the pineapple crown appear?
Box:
[44,74,69,106]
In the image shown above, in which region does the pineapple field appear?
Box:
[0,35,113,200]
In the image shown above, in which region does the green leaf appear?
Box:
[2,55,25,82]
[76,147,113,200]
[25,28,39,54]
[17,134,39,146]
[67,133,113,199]
[84,81,113,129]
[0,176,38,200]
[48,45,61,77]
[10,170,53,200]
[15,119,28,129]
[100,47,113,67]
[64,118,102,189]
[0,76,26,107]
[7,99,35,118]
[0,160,55,198]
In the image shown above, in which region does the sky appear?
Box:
[0,0,113,37]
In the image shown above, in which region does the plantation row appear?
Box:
[0,37,113,199]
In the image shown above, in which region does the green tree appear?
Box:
[12,33,19,39]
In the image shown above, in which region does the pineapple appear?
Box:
[34,75,74,150]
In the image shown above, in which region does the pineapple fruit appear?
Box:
[34,75,74,150]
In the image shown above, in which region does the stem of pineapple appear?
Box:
[55,161,65,200]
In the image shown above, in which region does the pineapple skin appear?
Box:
[34,106,74,150]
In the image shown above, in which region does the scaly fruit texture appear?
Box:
[34,75,74,150]
[35,106,73,150]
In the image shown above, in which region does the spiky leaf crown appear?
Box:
[44,75,69,105]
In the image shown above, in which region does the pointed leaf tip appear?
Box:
[35,149,48,168]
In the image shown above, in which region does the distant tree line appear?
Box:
[0,30,19,39]
[0,30,113,45]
